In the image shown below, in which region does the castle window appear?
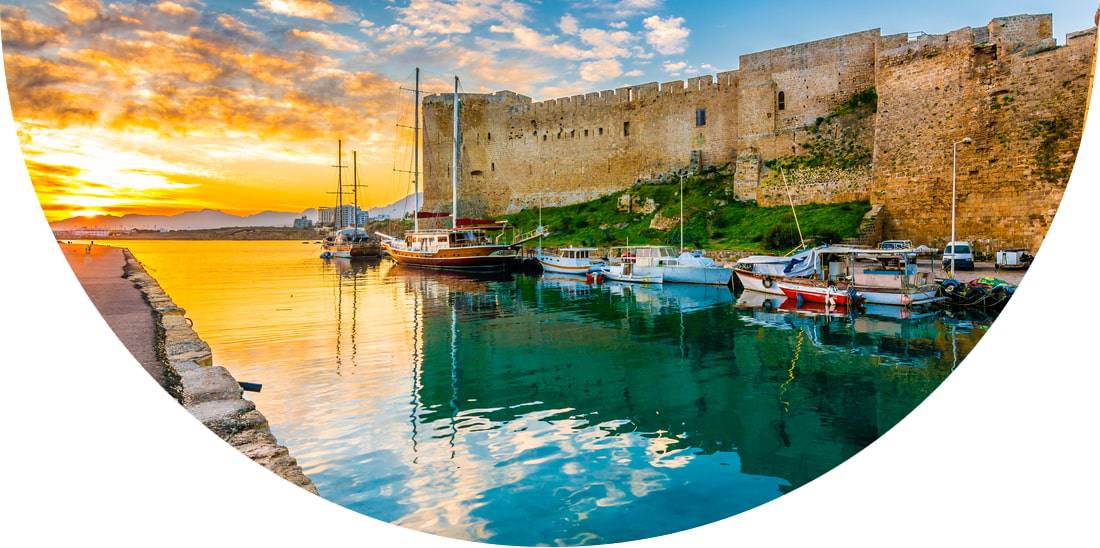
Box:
[470,170,483,176]
[491,162,495,172]
[570,129,575,138]
[623,121,630,137]
[543,134,547,141]
[584,129,589,137]
[599,127,604,136]
[695,108,706,126]
[487,132,491,141]
[778,91,786,111]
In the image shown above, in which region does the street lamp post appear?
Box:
[950,137,973,277]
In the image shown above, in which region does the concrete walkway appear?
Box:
[60,243,164,387]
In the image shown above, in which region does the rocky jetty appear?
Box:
[121,250,318,494]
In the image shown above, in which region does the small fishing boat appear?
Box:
[776,278,858,306]
[733,247,821,295]
[537,247,603,275]
[789,246,940,307]
[604,245,730,285]
[663,250,733,285]
[602,246,664,284]
[330,228,383,258]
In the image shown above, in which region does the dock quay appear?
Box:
[61,243,317,494]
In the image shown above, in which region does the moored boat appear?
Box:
[378,72,546,271]
[330,228,383,258]
[733,247,821,295]
[788,246,941,308]
[776,278,858,306]
[604,245,730,285]
[379,225,521,271]
[537,247,602,274]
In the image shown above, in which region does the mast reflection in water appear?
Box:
[114,241,993,546]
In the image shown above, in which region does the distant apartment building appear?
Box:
[318,205,368,227]
[293,216,313,229]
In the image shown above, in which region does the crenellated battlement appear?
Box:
[421,13,1094,249]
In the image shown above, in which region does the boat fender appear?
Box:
[762,276,774,289]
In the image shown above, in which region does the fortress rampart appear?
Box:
[423,13,1096,250]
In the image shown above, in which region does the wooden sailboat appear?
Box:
[378,71,545,271]
[322,141,382,258]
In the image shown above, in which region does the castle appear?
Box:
[422,13,1096,251]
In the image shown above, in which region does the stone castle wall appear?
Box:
[872,16,1096,252]
[423,13,1096,250]
[423,29,880,216]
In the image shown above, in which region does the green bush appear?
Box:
[764,223,802,250]
[814,227,842,245]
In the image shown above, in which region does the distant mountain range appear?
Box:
[50,193,421,231]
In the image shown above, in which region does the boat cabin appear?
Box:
[402,228,500,251]
[813,247,932,290]
[609,246,677,267]
[559,247,596,260]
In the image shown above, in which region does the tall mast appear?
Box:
[679,171,684,253]
[335,139,344,229]
[352,150,359,230]
[414,67,420,233]
[451,76,459,230]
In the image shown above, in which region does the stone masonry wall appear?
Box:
[423,13,1095,251]
[872,17,1096,252]
[423,30,880,217]
[757,166,872,207]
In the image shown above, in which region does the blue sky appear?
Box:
[200,0,1098,98]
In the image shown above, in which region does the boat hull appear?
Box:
[857,287,940,306]
[733,269,787,296]
[383,241,517,271]
[537,257,598,275]
[777,280,854,306]
[330,243,383,259]
[602,265,662,284]
[663,265,733,286]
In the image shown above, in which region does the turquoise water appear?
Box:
[118,241,993,545]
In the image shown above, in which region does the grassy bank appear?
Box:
[501,167,870,252]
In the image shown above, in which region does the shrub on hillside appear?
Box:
[764,223,802,250]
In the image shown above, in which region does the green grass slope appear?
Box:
[501,166,870,252]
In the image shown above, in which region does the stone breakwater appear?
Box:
[120,250,318,494]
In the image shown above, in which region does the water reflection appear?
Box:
[111,241,991,546]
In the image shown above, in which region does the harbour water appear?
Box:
[112,240,993,545]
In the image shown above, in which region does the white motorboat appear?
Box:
[605,245,731,285]
[537,247,603,275]
[664,249,733,285]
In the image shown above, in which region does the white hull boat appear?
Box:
[537,247,602,275]
[662,251,733,285]
[601,263,663,284]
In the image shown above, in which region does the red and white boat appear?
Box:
[776,278,857,307]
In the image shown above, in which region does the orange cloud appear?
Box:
[256,0,355,23]
[0,7,67,50]
[287,28,363,51]
[3,3,413,222]
[49,0,102,24]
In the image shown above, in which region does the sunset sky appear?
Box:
[2,0,1095,222]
